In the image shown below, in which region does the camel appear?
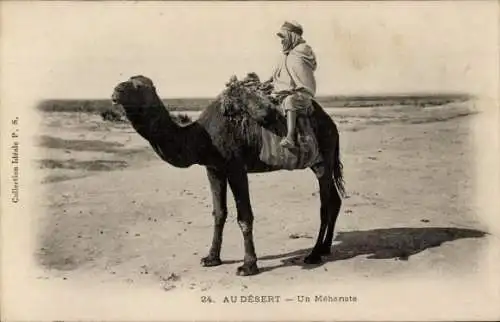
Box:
[111,75,345,276]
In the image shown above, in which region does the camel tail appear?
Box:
[333,135,346,198]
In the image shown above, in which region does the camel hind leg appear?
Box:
[305,163,335,264]
[320,184,342,255]
[321,135,345,254]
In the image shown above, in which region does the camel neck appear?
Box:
[146,104,178,141]
[125,101,201,168]
[123,100,175,140]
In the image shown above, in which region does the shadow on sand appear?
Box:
[224,227,487,273]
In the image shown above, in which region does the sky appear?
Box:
[1,1,498,99]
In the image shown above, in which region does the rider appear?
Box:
[271,20,318,148]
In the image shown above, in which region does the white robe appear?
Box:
[272,42,317,97]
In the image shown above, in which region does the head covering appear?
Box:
[277,20,303,37]
[277,20,305,54]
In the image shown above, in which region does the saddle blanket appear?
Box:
[259,116,323,170]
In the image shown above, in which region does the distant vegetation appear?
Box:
[37,98,214,113]
[36,93,472,113]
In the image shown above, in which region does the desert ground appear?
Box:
[32,97,492,296]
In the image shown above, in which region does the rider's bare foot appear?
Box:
[280,137,296,149]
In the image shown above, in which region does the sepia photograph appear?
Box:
[1,1,499,321]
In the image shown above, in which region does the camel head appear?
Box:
[111,75,160,113]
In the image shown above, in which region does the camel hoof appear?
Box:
[236,263,259,276]
[319,246,332,256]
[201,256,222,267]
[304,253,322,265]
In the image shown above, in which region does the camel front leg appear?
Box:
[227,166,259,276]
[201,167,228,267]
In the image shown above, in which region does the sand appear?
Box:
[31,100,495,296]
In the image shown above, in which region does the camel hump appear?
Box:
[219,73,323,170]
[220,74,279,123]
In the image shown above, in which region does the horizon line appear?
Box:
[39,91,474,102]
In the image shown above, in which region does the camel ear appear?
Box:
[129,76,143,89]
[130,75,154,89]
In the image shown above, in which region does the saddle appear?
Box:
[220,74,323,170]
